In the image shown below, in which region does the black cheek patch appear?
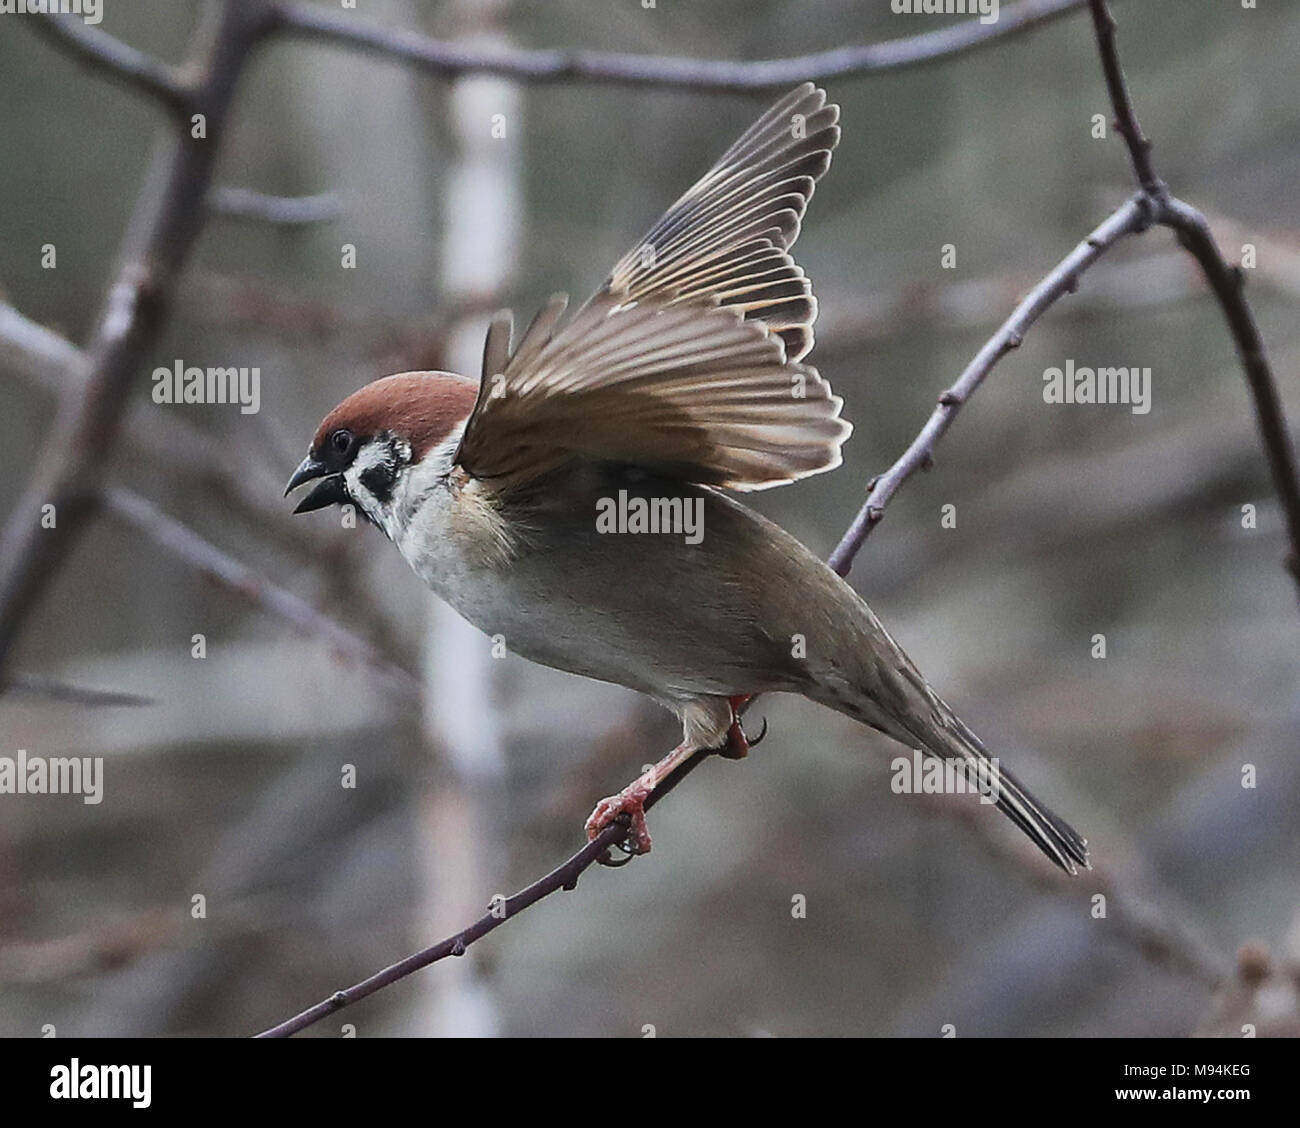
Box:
[358,461,397,503]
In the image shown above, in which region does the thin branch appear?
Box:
[27,13,194,112]
[102,487,421,703]
[828,194,1152,575]
[208,186,344,226]
[0,673,155,708]
[1086,0,1300,593]
[255,746,710,1038]
[1157,198,1300,586]
[270,0,1088,91]
[0,0,277,674]
[1087,0,1160,193]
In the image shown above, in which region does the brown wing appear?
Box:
[595,82,839,361]
[455,292,849,492]
[454,85,849,494]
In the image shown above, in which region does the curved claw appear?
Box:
[596,842,639,868]
[586,787,654,856]
[721,705,769,760]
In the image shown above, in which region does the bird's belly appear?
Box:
[431,546,741,700]
[414,474,812,702]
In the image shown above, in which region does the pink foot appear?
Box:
[585,774,655,854]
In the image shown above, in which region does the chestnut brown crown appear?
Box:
[285,371,478,513]
[311,371,478,462]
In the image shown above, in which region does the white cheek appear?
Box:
[389,433,464,574]
[341,441,399,532]
[342,466,378,519]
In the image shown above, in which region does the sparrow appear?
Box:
[286,83,1089,874]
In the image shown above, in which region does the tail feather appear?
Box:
[810,674,1090,874]
[938,712,1089,874]
[975,754,1090,874]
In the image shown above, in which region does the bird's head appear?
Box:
[285,371,479,530]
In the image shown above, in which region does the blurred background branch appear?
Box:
[207,186,345,226]
[1087,0,1300,594]
[271,0,1089,90]
[0,0,277,670]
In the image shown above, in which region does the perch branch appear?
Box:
[270,0,1088,91]
[254,747,708,1038]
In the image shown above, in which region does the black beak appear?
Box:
[285,456,347,514]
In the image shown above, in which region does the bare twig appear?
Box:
[828,195,1152,575]
[208,186,344,226]
[103,487,420,702]
[0,673,155,708]
[270,0,1087,91]
[27,13,194,112]
[1087,0,1160,193]
[254,747,708,1038]
[1087,0,1300,592]
[0,0,277,673]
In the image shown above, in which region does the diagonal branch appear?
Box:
[1087,0,1300,593]
[0,0,278,675]
[27,13,194,112]
[254,746,708,1038]
[102,487,420,702]
[270,0,1088,91]
[829,194,1153,574]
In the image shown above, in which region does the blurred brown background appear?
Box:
[1,0,1298,1037]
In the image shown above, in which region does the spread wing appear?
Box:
[598,81,839,361]
[454,84,848,494]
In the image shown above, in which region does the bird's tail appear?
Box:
[940,714,1091,874]
[810,664,1089,874]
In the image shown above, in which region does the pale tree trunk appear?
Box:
[413,0,519,1038]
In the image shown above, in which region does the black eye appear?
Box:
[330,429,354,456]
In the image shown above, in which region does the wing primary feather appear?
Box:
[456,85,851,494]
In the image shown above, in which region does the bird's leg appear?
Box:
[586,695,770,859]
[720,694,755,760]
[585,739,698,857]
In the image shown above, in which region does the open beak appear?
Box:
[285,456,347,514]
